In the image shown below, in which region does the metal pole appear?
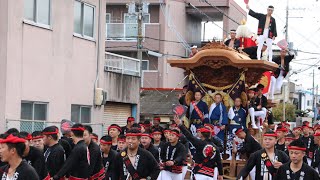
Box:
[283,0,289,122]
[313,69,315,121]
[283,83,286,122]
[137,0,143,82]
[285,0,289,42]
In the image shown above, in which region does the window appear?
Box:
[71,105,91,123]
[142,60,149,70]
[106,13,111,23]
[74,1,95,38]
[20,101,47,132]
[307,100,310,106]
[24,0,51,26]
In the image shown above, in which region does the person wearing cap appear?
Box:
[189,45,198,58]
[19,131,49,180]
[159,129,187,180]
[224,29,240,50]
[188,90,210,136]
[117,135,127,152]
[248,84,267,130]
[174,116,223,180]
[53,123,90,180]
[276,139,320,180]
[209,93,228,142]
[246,4,277,62]
[140,132,160,163]
[108,124,122,151]
[0,134,40,180]
[32,131,45,152]
[151,117,164,133]
[121,117,135,135]
[301,124,315,166]
[269,48,295,100]
[275,125,288,152]
[100,135,117,179]
[42,126,66,179]
[83,125,105,180]
[113,129,160,180]
[238,130,289,180]
[293,127,302,139]
[312,132,320,172]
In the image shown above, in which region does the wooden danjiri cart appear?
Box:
[168,42,278,179]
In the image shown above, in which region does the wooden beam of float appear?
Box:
[167,43,279,87]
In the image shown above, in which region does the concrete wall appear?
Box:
[104,72,140,104]
[0,0,106,131]
[0,0,8,131]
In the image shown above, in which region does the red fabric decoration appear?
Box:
[0,134,26,143]
[265,160,272,167]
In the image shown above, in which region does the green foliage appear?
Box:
[295,109,310,117]
[273,103,296,122]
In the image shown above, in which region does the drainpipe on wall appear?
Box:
[94,0,102,107]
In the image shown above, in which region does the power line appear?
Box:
[201,0,240,25]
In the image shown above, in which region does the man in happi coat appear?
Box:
[209,93,228,142]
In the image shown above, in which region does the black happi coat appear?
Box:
[112,147,160,180]
[276,162,320,180]
[160,141,187,172]
[275,141,286,152]
[301,135,315,159]
[242,46,259,59]
[59,138,72,159]
[254,95,268,111]
[44,143,65,177]
[237,149,289,180]
[102,149,117,180]
[238,132,262,158]
[88,140,104,177]
[225,39,241,50]
[211,136,224,153]
[24,146,49,179]
[53,140,89,179]
[272,53,294,78]
[179,124,223,176]
[142,144,160,163]
[0,160,40,180]
[249,9,277,38]
[312,146,320,170]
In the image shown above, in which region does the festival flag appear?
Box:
[228,73,246,101]
[259,71,272,94]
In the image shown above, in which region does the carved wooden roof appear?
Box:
[168,43,279,87]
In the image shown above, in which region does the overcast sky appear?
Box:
[203,0,320,91]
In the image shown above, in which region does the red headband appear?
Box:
[125,133,141,137]
[302,125,310,129]
[170,131,180,137]
[118,138,126,142]
[0,134,26,143]
[42,128,59,135]
[143,124,151,127]
[70,127,85,131]
[32,135,44,140]
[276,127,288,132]
[141,133,152,138]
[152,131,162,135]
[154,117,161,121]
[264,133,277,137]
[163,130,171,133]
[235,129,244,135]
[91,135,98,140]
[197,127,211,133]
[248,89,255,93]
[100,139,112,145]
[25,134,32,141]
[127,117,135,122]
[314,132,320,137]
[288,146,306,151]
[293,127,302,131]
[108,125,122,132]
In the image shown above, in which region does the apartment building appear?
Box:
[0,0,140,133]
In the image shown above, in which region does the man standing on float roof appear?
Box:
[246,4,277,62]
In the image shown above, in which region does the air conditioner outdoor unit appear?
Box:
[95,88,104,106]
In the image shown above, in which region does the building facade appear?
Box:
[105,0,246,89]
[0,0,140,134]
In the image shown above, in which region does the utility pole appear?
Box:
[313,69,315,121]
[283,0,289,122]
[137,0,143,85]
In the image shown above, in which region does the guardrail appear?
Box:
[105,52,140,76]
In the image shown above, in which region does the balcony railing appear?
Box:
[105,52,140,76]
[106,23,145,41]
